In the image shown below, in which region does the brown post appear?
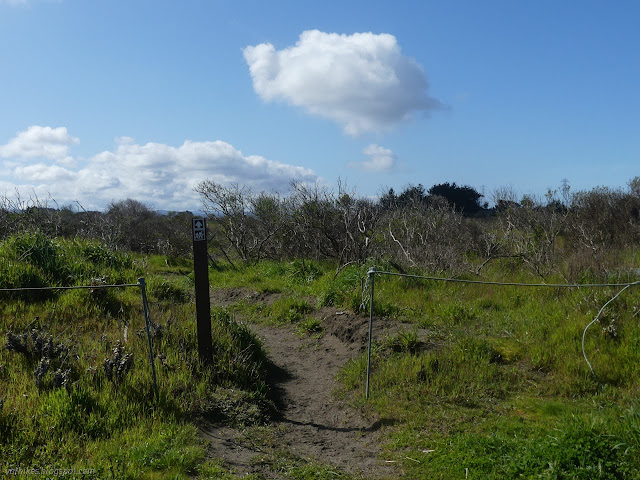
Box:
[192,217,213,363]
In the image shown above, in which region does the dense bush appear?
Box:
[0,235,139,294]
[0,195,192,257]
[2,177,640,279]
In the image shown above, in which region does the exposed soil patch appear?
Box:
[317,307,405,349]
[210,287,282,307]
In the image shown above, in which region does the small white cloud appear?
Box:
[115,136,136,145]
[349,144,396,173]
[244,30,441,135]
[0,126,79,161]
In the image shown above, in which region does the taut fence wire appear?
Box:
[1,278,159,400]
[0,283,140,292]
[363,267,640,399]
[371,270,639,289]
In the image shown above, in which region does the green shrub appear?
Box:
[286,259,323,283]
[0,261,50,299]
[210,309,269,392]
[444,414,640,479]
[148,277,189,303]
[79,241,132,269]
[384,328,421,354]
[266,297,313,324]
[437,302,476,325]
[37,387,107,439]
[296,317,324,336]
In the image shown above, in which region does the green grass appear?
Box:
[203,254,640,478]
[382,401,640,479]
[333,260,640,478]
[0,235,271,479]
[3,232,640,478]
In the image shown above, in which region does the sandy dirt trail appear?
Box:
[201,304,401,478]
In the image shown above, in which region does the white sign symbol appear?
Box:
[193,218,206,241]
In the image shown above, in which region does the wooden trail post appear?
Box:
[192,217,213,363]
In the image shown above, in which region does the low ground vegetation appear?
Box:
[0,235,271,478]
[1,178,640,478]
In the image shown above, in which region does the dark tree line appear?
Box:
[380,182,487,216]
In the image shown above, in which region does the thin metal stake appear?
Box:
[138,277,159,401]
[366,267,376,399]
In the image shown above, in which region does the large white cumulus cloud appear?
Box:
[1,126,318,210]
[244,30,441,135]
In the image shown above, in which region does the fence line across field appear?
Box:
[1,277,159,400]
[370,270,640,289]
[364,267,640,399]
[0,282,140,292]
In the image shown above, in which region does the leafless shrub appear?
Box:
[287,181,380,266]
[286,182,341,260]
[249,191,291,262]
[381,196,471,274]
[333,183,380,266]
[467,216,514,275]
[195,180,380,266]
[34,358,51,388]
[195,181,290,264]
[493,191,568,278]
[628,176,640,198]
[6,326,70,361]
[0,191,49,239]
[136,319,163,340]
[567,186,640,255]
[52,368,72,390]
[558,185,640,280]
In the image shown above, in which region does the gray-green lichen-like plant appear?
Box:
[33,357,50,388]
[103,341,134,385]
[5,323,76,391]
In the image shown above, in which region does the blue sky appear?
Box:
[1,0,638,211]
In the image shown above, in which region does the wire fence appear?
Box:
[0,277,159,400]
[4,266,638,401]
[0,283,141,292]
[363,267,640,399]
[370,270,640,288]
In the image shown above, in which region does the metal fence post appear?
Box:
[366,267,376,399]
[138,277,159,401]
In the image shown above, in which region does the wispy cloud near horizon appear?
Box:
[0,126,318,211]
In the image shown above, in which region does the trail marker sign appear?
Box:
[193,219,206,241]
[192,218,212,363]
